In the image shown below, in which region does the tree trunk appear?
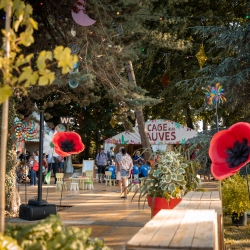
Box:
[125,61,152,160]
[0,98,21,216]
[185,105,194,129]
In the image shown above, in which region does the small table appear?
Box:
[69,177,89,190]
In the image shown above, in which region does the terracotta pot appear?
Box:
[147,196,182,217]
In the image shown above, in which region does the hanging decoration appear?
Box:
[55,124,66,133]
[206,83,226,105]
[72,0,96,27]
[160,72,170,89]
[13,118,38,141]
[209,122,250,180]
[110,118,117,128]
[52,132,85,156]
[68,42,79,54]
[68,73,79,88]
[195,45,208,69]
[71,27,76,37]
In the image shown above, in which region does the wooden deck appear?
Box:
[126,191,223,250]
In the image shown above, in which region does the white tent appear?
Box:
[104,119,197,152]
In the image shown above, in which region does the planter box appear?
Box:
[147,196,182,217]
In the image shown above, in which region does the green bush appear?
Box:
[1,215,110,250]
[222,174,250,218]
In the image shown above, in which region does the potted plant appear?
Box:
[131,150,199,217]
[222,173,250,226]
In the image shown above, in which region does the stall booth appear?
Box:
[104,119,198,155]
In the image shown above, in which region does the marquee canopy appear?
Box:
[105,119,197,146]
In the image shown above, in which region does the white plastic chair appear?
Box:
[55,173,67,190]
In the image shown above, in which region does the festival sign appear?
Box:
[105,119,197,145]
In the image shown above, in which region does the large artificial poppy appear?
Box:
[52,132,85,156]
[209,122,250,180]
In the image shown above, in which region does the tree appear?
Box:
[14,0,161,158]
[134,0,249,129]
[0,0,76,232]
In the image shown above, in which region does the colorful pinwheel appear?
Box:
[206,83,226,105]
[13,118,38,141]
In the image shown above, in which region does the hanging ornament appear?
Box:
[195,45,208,69]
[160,72,170,89]
[73,62,79,70]
[69,42,79,54]
[110,118,117,128]
[71,27,76,37]
[206,83,226,105]
[54,124,66,133]
[72,0,96,27]
[69,79,79,88]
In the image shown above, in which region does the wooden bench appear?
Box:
[175,191,223,250]
[126,191,222,250]
[126,209,218,250]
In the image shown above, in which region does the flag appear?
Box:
[44,171,51,185]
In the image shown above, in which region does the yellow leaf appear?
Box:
[0,85,12,103]
[36,51,52,71]
[29,18,38,30]
[13,16,23,32]
[15,53,33,68]
[18,66,38,86]
[38,70,55,85]
[54,46,78,74]
[13,0,25,15]
[19,27,34,47]
[0,0,12,11]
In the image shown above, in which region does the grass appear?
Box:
[224,215,250,249]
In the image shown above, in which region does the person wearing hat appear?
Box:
[96,148,108,183]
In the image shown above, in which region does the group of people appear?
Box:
[16,149,65,186]
[96,147,141,199]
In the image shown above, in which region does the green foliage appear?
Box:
[222,174,250,218]
[131,150,199,205]
[0,233,21,250]
[4,215,110,250]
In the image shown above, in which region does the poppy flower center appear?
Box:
[226,139,250,168]
[60,139,76,152]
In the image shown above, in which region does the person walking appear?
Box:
[116,147,133,198]
[96,148,108,183]
[115,147,123,194]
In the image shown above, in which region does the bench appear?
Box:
[175,191,223,250]
[126,191,222,250]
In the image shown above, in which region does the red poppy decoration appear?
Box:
[209,122,250,180]
[52,132,85,156]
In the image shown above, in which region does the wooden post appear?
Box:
[0,1,11,234]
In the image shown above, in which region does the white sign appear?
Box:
[82,160,95,173]
[60,117,75,125]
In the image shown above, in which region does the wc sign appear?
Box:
[60,117,75,125]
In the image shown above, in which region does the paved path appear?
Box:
[5,176,218,249]
[6,177,151,250]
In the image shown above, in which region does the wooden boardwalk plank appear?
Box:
[191,210,217,250]
[148,209,186,248]
[126,209,172,248]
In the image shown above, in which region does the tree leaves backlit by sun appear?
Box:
[0,0,77,103]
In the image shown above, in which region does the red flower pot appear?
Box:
[147,196,182,217]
